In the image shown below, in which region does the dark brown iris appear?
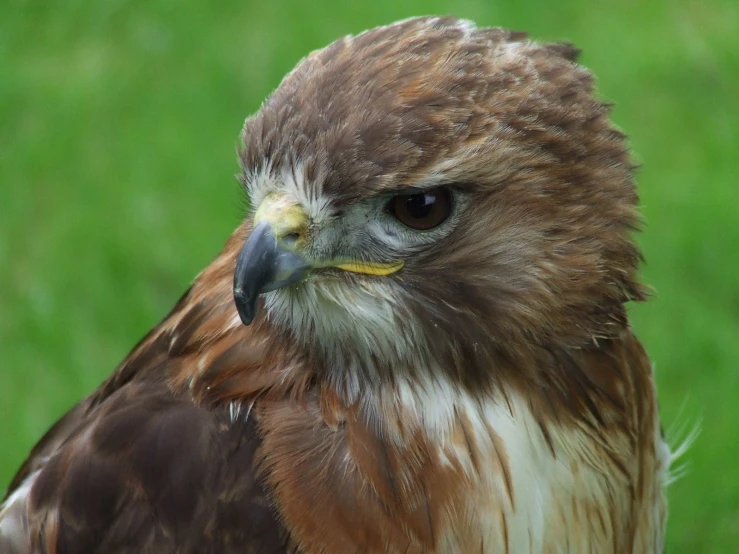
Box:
[385,188,452,230]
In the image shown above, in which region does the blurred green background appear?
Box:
[1,0,736,551]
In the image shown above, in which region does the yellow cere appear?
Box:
[334,260,405,276]
[253,194,308,241]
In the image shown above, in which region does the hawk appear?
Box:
[0,16,671,554]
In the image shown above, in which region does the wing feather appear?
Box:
[1,229,293,553]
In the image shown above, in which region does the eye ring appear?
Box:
[385,187,453,230]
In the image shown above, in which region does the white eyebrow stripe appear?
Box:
[279,161,333,224]
[246,160,334,224]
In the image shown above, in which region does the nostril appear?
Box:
[281,232,301,248]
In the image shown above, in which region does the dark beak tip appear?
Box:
[233,288,256,326]
[233,221,309,327]
[238,313,254,327]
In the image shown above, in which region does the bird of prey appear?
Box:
[0,16,671,554]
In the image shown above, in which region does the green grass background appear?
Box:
[1,0,736,550]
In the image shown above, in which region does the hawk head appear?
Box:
[234,16,645,400]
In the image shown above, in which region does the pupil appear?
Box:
[405,193,434,219]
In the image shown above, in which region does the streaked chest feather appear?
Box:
[356,377,668,554]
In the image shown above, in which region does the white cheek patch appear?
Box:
[264,279,429,400]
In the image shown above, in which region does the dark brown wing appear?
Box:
[1,228,293,553]
[2,286,195,502]
[24,381,287,554]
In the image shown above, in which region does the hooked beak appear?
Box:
[233,220,310,325]
[233,194,404,326]
[233,194,310,325]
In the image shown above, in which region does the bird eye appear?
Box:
[385,188,453,230]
